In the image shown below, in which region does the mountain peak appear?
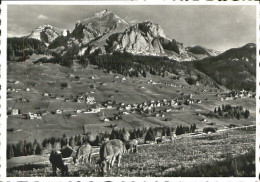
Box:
[28,24,68,44]
[93,9,112,18]
[78,9,128,26]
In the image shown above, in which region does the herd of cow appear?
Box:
[49,139,138,176]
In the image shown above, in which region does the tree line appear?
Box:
[7,124,199,159]
[7,139,42,159]
[212,104,250,120]
[7,37,47,61]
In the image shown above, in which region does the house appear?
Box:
[107,105,113,109]
[27,112,37,119]
[201,118,207,122]
[123,111,129,115]
[56,109,62,114]
[100,115,106,122]
[92,108,101,113]
[122,77,126,82]
[114,114,120,120]
[149,103,154,108]
[107,100,114,105]
[86,96,95,105]
[67,73,75,78]
[26,88,30,92]
[104,118,110,122]
[11,109,19,115]
[77,96,84,103]
[36,114,42,119]
[165,109,171,112]
[132,103,138,108]
[118,107,124,111]
[125,105,131,111]
[155,113,160,117]
[76,109,81,113]
[90,84,96,89]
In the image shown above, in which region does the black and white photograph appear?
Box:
[1,1,259,180]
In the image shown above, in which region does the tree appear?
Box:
[175,125,180,135]
[244,109,250,119]
[61,137,67,148]
[42,139,48,148]
[50,137,56,146]
[166,127,171,136]
[145,128,155,143]
[35,143,42,155]
[110,129,118,140]
[142,70,146,78]
[179,125,184,135]
[94,135,100,146]
[130,130,137,140]
[7,144,14,159]
[69,137,75,148]
[14,140,24,157]
[162,128,166,136]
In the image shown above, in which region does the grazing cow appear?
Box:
[60,145,76,158]
[98,139,124,175]
[73,143,92,165]
[49,150,68,176]
[125,139,138,153]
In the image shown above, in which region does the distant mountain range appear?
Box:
[7,9,256,91]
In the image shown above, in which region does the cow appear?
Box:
[98,139,124,175]
[125,139,138,153]
[73,143,92,165]
[49,150,68,176]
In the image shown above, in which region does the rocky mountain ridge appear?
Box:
[28,25,69,46]
[19,10,221,61]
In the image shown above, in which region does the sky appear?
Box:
[7,5,256,51]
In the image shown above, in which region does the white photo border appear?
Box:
[0,1,259,182]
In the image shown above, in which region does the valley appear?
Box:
[7,54,256,144]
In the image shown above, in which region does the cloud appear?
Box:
[38,14,48,20]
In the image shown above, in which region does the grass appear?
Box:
[7,129,255,177]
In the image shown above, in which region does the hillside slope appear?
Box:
[190,43,256,91]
